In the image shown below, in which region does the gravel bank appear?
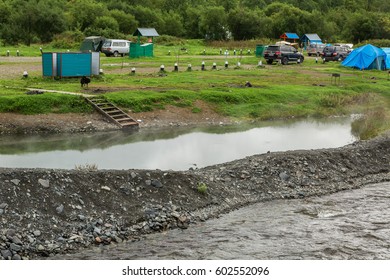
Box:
[1,134,390,260]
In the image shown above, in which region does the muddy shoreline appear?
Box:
[1,130,390,259]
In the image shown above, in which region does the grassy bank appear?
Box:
[1,44,390,139]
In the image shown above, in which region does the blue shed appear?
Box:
[301,34,322,49]
[42,52,100,78]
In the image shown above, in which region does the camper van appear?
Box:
[101,39,131,57]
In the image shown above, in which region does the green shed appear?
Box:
[130,28,159,58]
[256,45,266,57]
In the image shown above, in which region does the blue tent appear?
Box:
[342,44,386,70]
[382,48,390,69]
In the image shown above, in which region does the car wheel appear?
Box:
[266,59,273,65]
[282,57,289,65]
[113,51,119,57]
[308,53,312,57]
[300,56,304,63]
[338,56,344,62]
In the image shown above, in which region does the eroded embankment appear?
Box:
[1,135,390,260]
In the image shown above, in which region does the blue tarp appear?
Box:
[342,44,387,70]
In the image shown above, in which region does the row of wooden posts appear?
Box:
[5,50,21,56]
[129,60,264,74]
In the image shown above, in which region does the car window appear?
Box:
[102,41,112,47]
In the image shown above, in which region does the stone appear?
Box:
[130,172,137,179]
[145,180,152,186]
[38,179,50,188]
[0,203,8,209]
[6,229,16,237]
[12,254,21,260]
[56,204,64,214]
[93,227,101,234]
[33,230,41,237]
[152,180,162,188]
[101,186,111,191]
[37,244,45,251]
[279,171,290,181]
[1,249,12,259]
[11,236,23,245]
[10,243,22,252]
[10,179,20,186]
[78,215,86,221]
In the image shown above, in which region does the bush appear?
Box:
[354,39,390,48]
[51,31,85,49]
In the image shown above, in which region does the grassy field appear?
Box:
[1,40,390,139]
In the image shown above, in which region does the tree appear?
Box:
[162,11,185,37]
[227,8,266,40]
[67,0,107,32]
[183,6,203,38]
[88,16,120,38]
[344,12,383,43]
[128,6,165,29]
[199,6,228,40]
[4,0,67,45]
[110,9,138,34]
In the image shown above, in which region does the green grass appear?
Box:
[1,46,390,138]
[0,93,91,114]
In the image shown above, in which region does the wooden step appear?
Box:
[85,97,139,129]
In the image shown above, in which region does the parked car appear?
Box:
[263,45,304,65]
[101,39,131,57]
[320,45,350,62]
[306,43,326,56]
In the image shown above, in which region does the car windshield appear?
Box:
[266,46,279,51]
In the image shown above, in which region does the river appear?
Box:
[49,182,390,260]
[0,116,357,170]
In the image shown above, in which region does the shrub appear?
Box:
[197,182,208,195]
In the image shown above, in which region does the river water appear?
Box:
[0,117,357,170]
[51,182,390,260]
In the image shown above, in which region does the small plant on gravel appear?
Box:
[197,182,208,195]
[74,163,98,171]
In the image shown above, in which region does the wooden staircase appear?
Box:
[85,96,139,129]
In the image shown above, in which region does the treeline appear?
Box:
[1,0,390,46]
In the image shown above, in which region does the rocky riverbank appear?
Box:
[1,133,390,260]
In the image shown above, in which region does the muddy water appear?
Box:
[0,117,357,170]
[52,182,390,260]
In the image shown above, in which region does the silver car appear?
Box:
[101,39,130,57]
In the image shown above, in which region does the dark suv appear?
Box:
[321,46,350,62]
[263,45,304,65]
